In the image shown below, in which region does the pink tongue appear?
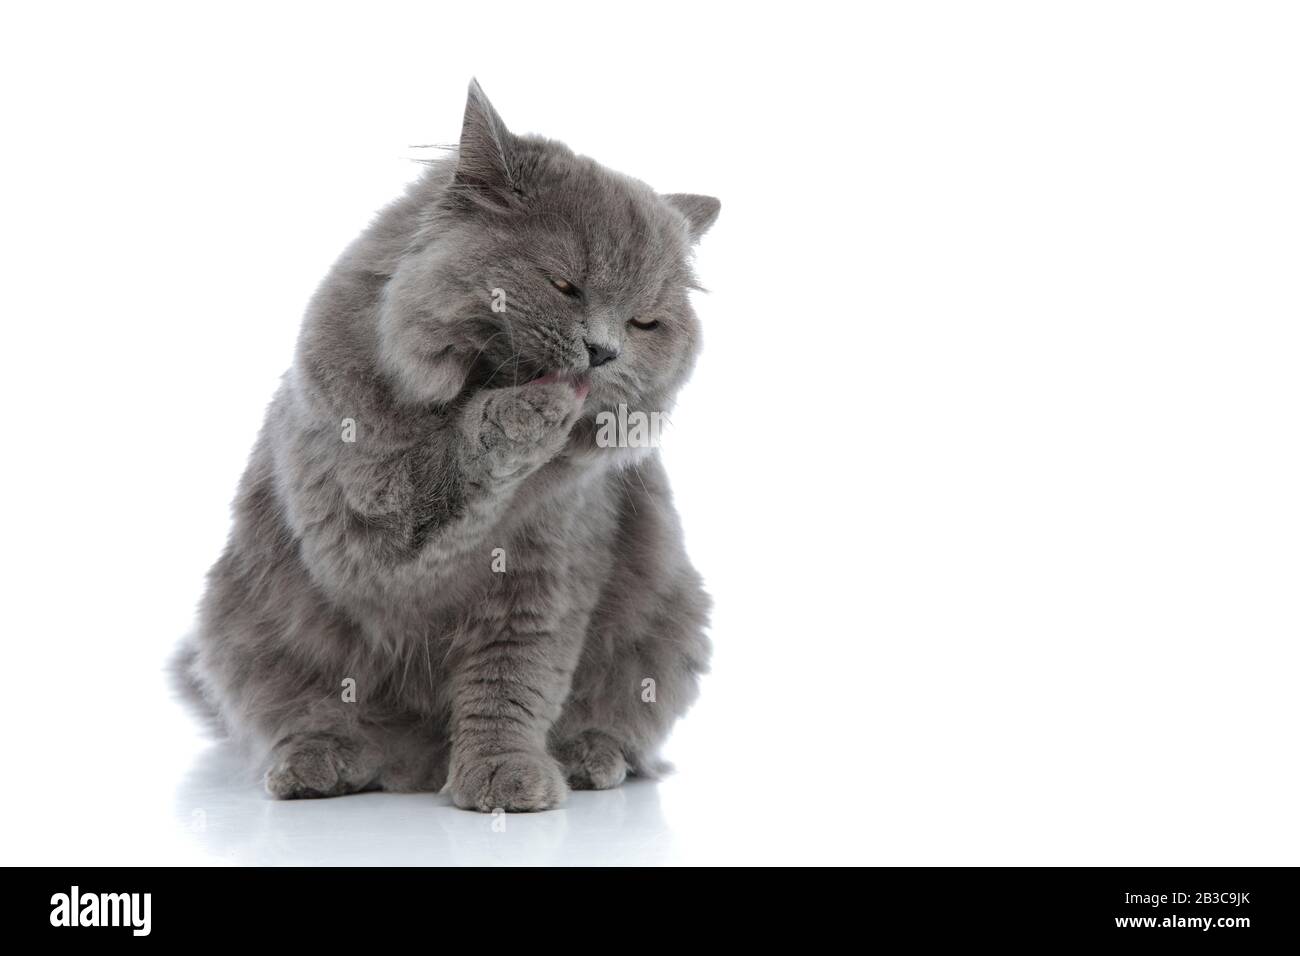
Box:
[533,373,589,401]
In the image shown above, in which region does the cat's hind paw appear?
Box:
[555,730,628,791]
[264,732,374,799]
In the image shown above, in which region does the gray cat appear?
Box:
[173,81,718,812]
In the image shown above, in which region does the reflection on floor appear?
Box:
[175,743,676,866]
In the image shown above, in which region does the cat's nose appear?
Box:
[585,341,619,368]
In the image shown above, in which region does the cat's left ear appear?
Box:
[664,194,721,243]
[453,79,522,210]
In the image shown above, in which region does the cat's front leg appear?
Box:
[446,617,585,813]
[441,381,590,812]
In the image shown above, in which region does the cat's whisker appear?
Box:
[463,329,511,378]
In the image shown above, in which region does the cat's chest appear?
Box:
[406,469,616,604]
[487,490,614,586]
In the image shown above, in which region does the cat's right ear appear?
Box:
[452,79,523,212]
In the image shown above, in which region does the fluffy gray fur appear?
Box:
[174,81,718,812]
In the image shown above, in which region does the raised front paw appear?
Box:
[464,381,585,479]
[449,750,569,812]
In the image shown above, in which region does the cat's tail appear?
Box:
[168,635,227,737]
[629,754,675,780]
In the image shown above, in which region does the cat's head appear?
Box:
[378,80,718,425]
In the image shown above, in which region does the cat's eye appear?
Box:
[628,317,660,331]
[550,277,581,297]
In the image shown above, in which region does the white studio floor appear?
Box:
[5,668,835,867]
[176,743,683,867]
[6,650,1299,867]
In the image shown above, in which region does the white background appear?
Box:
[2,1,1297,866]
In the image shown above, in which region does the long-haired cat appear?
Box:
[174,81,718,811]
